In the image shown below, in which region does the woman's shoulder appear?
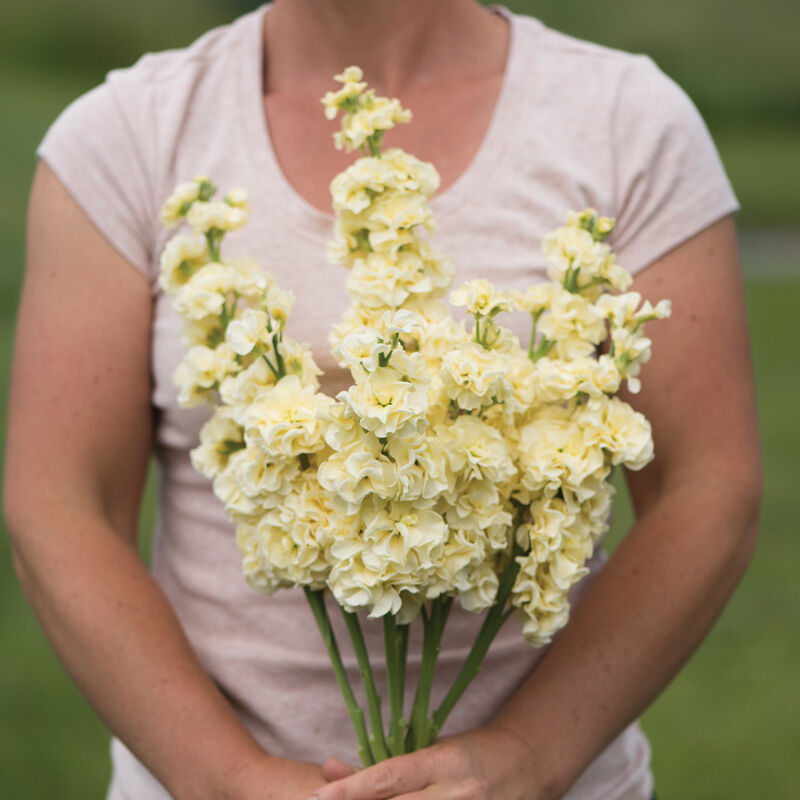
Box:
[36,8,264,282]
[45,7,262,145]
[508,9,686,109]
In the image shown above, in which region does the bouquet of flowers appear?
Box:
[158,66,670,766]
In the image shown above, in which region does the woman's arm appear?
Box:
[4,162,326,800]
[309,215,762,800]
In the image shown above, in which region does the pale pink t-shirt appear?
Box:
[38,5,738,799]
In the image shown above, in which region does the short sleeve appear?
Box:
[610,56,739,274]
[36,80,157,283]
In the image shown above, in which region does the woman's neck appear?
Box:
[264,0,508,97]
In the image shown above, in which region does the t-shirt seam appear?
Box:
[623,184,739,274]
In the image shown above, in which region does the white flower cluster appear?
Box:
[159,76,670,649]
[321,66,413,154]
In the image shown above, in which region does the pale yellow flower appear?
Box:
[279,338,324,390]
[218,357,277,416]
[226,309,270,356]
[440,341,513,411]
[338,354,430,438]
[578,395,654,471]
[186,200,248,234]
[174,343,237,407]
[225,187,251,211]
[244,375,331,458]
[159,178,205,228]
[450,279,514,316]
[158,234,209,294]
[326,501,448,618]
[190,406,244,480]
[538,286,606,360]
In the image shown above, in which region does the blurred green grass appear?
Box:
[2,0,798,797]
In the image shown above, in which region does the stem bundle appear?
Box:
[303,546,522,765]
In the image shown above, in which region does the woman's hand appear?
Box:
[310,725,540,800]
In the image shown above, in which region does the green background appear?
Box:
[1,1,798,797]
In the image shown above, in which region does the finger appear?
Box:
[309,751,432,800]
[391,777,489,800]
[323,758,359,781]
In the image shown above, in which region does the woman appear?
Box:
[5,1,761,798]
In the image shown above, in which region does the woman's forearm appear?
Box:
[9,509,268,799]
[489,476,760,799]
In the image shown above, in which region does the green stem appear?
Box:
[261,354,281,381]
[342,609,390,762]
[406,597,452,751]
[271,332,286,377]
[528,309,543,360]
[205,230,221,262]
[384,615,409,756]
[303,589,374,767]
[429,549,522,741]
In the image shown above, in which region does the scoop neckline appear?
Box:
[238,4,532,238]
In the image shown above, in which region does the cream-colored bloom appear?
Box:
[264,284,295,324]
[225,257,271,299]
[225,188,251,211]
[329,151,440,215]
[159,178,206,228]
[339,352,429,438]
[219,357,277,415]
[443,479,513,541]
[226,309,270,356]
[538,286,606,360]
[326,501,448,617]
[228,444,299,505]
[366,190,433,235]
[383,148,440,197]
[334,95,412,153]
[173,261,267,321]
[543,223,627,296]
[346,253,418,308]
[190,406,244,480]
[511,507,595,646]
[180,314,225,350]
[578,395,654,471]
[516,405,608,500]
[450,280,514,317]
[246,470,342,589]
[279,338,324,390]
[244,375,331,458]
[512,283,560,315]
[173,273,226,321]
[382,308,422,338]
[335,327,387,377]
[318,436,391,513]
[440,341,513,411]
[329,305,386,359]
[321,66,368,121]
[186,201,248,234]
[159,234,209,294]
[236,522,289,595]
[174,343,237,407]
[458,562,500,612]
[212,462,262,524]
[437,415,517,487]
[533,355,621,403]
[610,326,652,393]
[596,291,671,330]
